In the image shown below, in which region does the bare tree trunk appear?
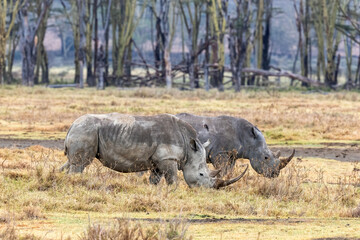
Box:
[85,0,95,87]
[6,32,20,83]
[78,0,86,88]
[41,46,49,84]
[125,41,132,84]
[0,0,20,85]
[101,0,111,85]
[154,16,162,85]
[93,0,98,86]
[97,45,105,90]
[179,1,203,89]
[356,54,360,88]
[19,0,52,87]
[79,60,84,88]
[227,0,252,92]
[160,0,172,89]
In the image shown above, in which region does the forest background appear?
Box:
[0,0,359,91]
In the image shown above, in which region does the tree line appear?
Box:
[0,0,359,91]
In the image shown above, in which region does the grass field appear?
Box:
[0,86,359,239]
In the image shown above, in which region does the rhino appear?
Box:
[173,113,295,178]
[60,113,247,188]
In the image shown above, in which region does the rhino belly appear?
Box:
[97,127,155,173]
[98,153,153,173]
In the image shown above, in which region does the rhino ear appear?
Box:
[203,139,210,148]
[190,138,198,151]
[251,127,258,139]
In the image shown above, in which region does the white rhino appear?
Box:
[60,113,247,188]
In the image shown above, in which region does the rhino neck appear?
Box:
[178,126,190,171]
[238,145,253,161]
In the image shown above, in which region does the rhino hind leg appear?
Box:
[65,140,98,174]
[66,152,96,173]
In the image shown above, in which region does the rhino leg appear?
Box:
[149,168,163,185]
[151,160,177,185]
[66,152,96,173]
[65,140,98,173]
[211,153,236,177]
[160,160,178,185]
[59,161,70,173]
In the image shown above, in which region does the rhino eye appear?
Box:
[200,173,204,176]
[265,156,269,160]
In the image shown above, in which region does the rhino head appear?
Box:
[183,138,248,188]
[245,126,295,178]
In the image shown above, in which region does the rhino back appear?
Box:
[97,113,191,172]
[176,113,252,156]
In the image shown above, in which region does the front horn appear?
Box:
[213,164,249,189]
[279,149,295,170]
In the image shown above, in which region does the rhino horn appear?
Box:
[279,149,295,170]
[209,169,221,178]
[203,139,210,148]
[213,164,248,189]
[273,150,281,158]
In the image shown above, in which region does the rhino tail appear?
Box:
[95,128,100,159]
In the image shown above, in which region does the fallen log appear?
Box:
[47,84,79,88]
[241,67,326,87]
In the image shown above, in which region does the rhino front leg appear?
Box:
[59,161,70,173]
[153,160,178,185]
[149,168,163,185]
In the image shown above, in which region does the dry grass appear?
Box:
[0,86,359,239]
[79,218,190,240]
[0,147,359,238]
[0,86,359,143]
[0,147,359,218]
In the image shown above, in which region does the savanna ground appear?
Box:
[0,86,360,240]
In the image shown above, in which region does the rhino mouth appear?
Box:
[213,164,248,189]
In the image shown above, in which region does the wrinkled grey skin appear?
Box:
[60,113,215,188]
[175,113,292,178]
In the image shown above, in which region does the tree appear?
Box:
[19,0,53,87]
[84,0,95,87]
[293,0,311,87]
[338,0,360,88]
[311,0,342,87]
[111,0,146,86]
[34,0,51,84]
[99,0,111,84]
[149,0,177,88]
[227,0,253,92]
[0,0,21,85]
[207,0,227,90]
[179,0,205,89]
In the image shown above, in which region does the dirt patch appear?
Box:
[0,138,63,150]
[270,146,360,162]
[121,217,313,225]
[312,238,360,240]
[0,138,359,163]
